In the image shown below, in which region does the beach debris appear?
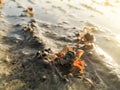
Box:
[48,26,96,78]
[76,27,95,50]
[18,19,96,86]
[27,6,34,17]
[53,45,85,75]
[54,45,74,59]
[73,50,85,74]
[46,26,96,81]
[20,6,34,17]
[83,77,95,88]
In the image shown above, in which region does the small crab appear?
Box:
[27,6,34,17]
[76,27,95,49]
[53,45,85,75]
[73,49,85,74]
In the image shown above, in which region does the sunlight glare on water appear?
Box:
[115,35,120,44]
[95,45,119,67]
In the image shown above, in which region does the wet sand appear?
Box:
[0,0,120,90]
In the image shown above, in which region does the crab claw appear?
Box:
[73,60,85,74]
[83,27,93,33]
[76,49,84,59]
[64,45,73,52]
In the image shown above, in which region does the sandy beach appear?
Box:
[0,0,120,90]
